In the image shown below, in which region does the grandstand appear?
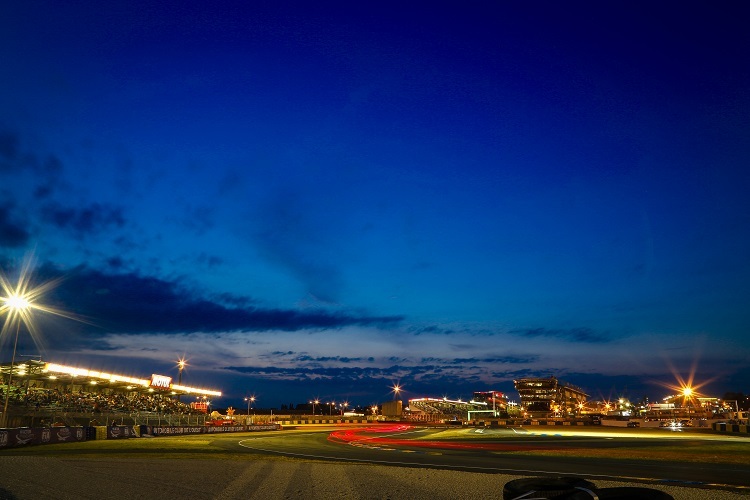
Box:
[0,359,222,428]
[408,393,509,422]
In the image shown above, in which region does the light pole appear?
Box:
[176,358,187,401]
[393,384,401,400]
[244,396,255,415]
[177,359,186,384]
[340,402,348,415]
[244,396,255,424]
[1,256,84,428]
[309,399,318,416]
[1,295,30,428]
[329,401,335,415]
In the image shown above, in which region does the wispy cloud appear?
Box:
[34,263,403,338]
[0,203,30,248]
[510,327,610,343]
[42,202,126,236]
[251,190,344,304]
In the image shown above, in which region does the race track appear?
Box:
[237,424,750,492]
[1,424,749,499]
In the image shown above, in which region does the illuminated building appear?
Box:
[514,376,588,417]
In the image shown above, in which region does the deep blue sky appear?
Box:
[1,2,749,409]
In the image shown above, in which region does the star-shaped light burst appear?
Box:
[391,382,403,400]
[0,256,80,349]
[656,357,717,409]
[176,357,188,381]
[2,255,86,426]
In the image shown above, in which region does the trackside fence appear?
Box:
[0,423,281,449]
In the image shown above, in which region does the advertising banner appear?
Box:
[0,426,87,449]
[106,425,139,439]
[141,423,281,436]
[147,425,205,436]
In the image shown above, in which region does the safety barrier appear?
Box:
[279,418,368,425]
[713,422,750,434]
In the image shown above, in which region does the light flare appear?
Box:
[654,356,717,408]
[0,254,90,351]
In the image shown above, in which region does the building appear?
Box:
[381,400,403,419]
[514,376,588,418]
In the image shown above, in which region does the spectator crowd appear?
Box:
[2,382,203,415]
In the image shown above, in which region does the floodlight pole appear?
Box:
[1,322,21,428]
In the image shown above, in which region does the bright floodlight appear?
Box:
[682,387,693,397]
[1,254,85,427]
[4,295,30,311]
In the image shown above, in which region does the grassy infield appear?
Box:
[1,426,748,466]
[413,427,750,466]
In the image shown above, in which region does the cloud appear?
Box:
[0,203,30,248]
[34,263,403,338]
[510,327,610,343]
[0,130,66,195]
[252,190,343,303]
[0,130,19,166]
[41,202,126,236]
[224,363,462,383]
[420,356,538,365]
[408,325,456,335]
[220,360,528,402]
[33,156,65,199]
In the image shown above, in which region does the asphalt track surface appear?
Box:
[235,424,750,495]
[0,424,748,499]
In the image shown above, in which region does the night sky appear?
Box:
[2,2,749,409]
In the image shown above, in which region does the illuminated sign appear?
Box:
[150,374,172,390]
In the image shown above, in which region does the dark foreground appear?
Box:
[0,455,747,500]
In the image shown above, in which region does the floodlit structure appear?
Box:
[514,376,588,417]
[0,359,221,398]
[408,392,509,422]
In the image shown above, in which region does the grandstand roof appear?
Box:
[408,397,490,412]
[0,359,221,397]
